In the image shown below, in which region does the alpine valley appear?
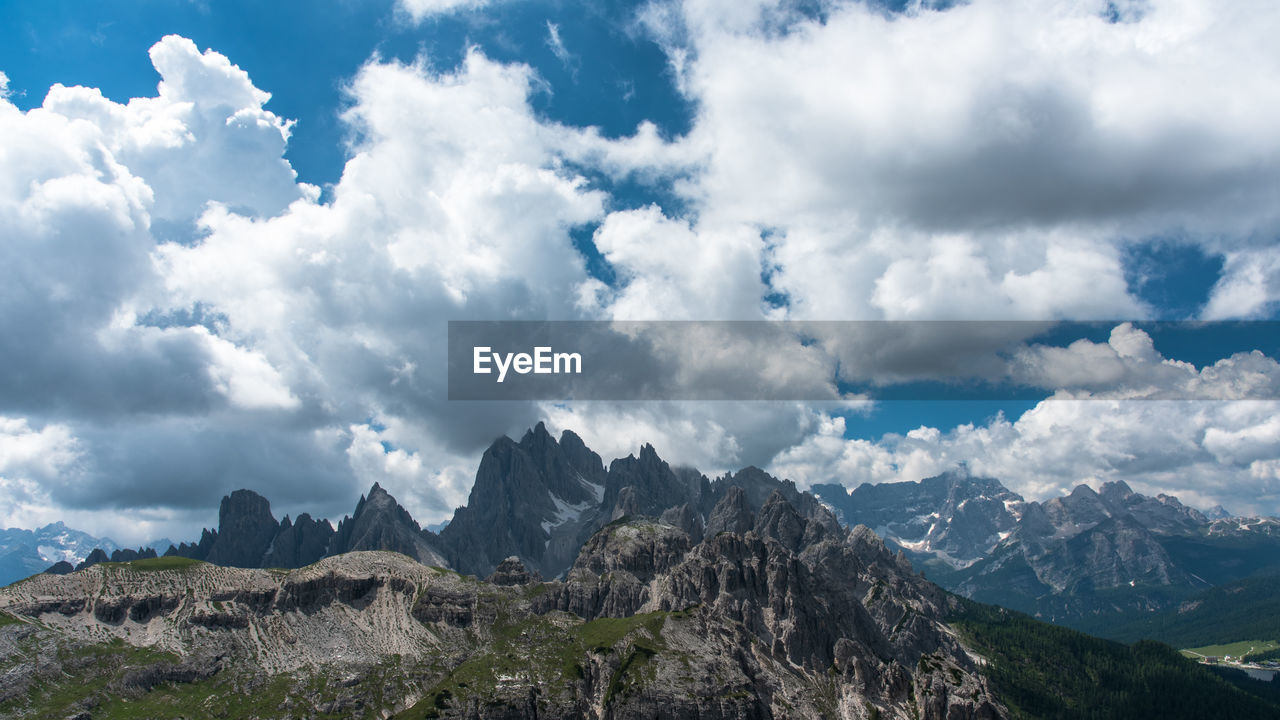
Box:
[2,424,1278,719]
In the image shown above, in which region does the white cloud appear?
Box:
[41,35,306,225]
[398,0,497,22]
[546,21,574,71]
[639,0,1280,321]
[1010,323,1280,399]
[0,417,82,485]
[582,206,768,320]
[1203,247,1280,319]
[199,327,299,410]
[7,0,1280,541]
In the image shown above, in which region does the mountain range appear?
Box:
[0,523,126,587]
[2,448,1007,718]
[813,469,1280,633]
[3,423,1279,718]
[23,423,1280,642]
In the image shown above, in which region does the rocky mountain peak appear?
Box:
[753,489,807,551]
[517,421,558,460]
[816,469,1024,569]
[1099,479,1135,504]
[705,485,754,536]
[1205,504,1232,520]
[331,484,444,567]
[361,482,398,511]
[204,489,280,568]
[439,426,611,578]
[1067,483,1100,500]
[557,428,603,475]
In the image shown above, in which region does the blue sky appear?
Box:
[2,0,1280,541]
[0,0,692,198]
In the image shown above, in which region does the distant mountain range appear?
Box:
[813,470,1280,632]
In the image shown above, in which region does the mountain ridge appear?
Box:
[0,490,1008,719]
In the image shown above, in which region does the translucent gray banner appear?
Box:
[446,321,1280,401]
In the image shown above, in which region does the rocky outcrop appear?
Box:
[43,560,74,575]
[74,548,110,571]
[486,557,541,586]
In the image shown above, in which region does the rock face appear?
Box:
[704,486,755,536]
[486,556,541,586]
[0,494,1007,719]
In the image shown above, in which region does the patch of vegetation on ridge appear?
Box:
[949,599,1280,719]
[98,556,206,573]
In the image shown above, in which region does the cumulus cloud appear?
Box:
[0,417,83,488]
[0,37,366,537]
[632,0,1280,321]
[6,0,1280,542]
[1009,323,1280,399]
